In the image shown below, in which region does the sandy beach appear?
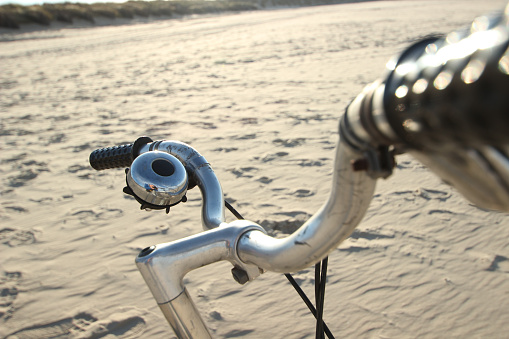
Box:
[2,0,509,338]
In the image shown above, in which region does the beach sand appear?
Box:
[1,1,509,338]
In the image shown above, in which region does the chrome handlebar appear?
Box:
[89,4,509,338]
[342,4,509,211]
[115,136,375,339]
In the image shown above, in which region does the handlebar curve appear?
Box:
[90,138,226,230]
[237,140,377,272]
[89,4,509,339]
[340,5,509,211]
[342,7,509,151]
[143,140,226,230]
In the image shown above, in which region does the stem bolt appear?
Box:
[139,245,156,257]
[231,266,249,285]
[351,158,369,171]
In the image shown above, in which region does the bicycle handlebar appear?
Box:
[89,136,153,170]
[89,4,509,338]
[89,143,133,170]
[342,12,509,152]
[386,22,509,149]
[342,6,509,210]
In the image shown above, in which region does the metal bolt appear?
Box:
[231,266,249,285]
[351,158,369,171]
[138,245,155,257]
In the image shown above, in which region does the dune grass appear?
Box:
[0,0,261,29]
[0,0,355,29]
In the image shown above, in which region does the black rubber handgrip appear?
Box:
[89,144,133,170]
[89,137,153,171]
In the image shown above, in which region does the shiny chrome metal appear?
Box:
[127,151,188,206]
[237,140,377,272]
[138,140,226,230]
[128,6,509,339]
[136,220,265,338]
[411,147,509,211]
[158,289,212,339]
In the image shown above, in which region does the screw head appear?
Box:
[231,266,249,285]
[139,245,156,257]
[351,158,369,171]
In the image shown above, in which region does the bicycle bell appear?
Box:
[126,151,188,210]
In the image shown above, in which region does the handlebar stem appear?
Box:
[135,220,266,338]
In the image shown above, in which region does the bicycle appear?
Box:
[89,3,509,338]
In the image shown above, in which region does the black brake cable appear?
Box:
[315,257,328,339]
[225,200,335,339]
[225,200,244,220]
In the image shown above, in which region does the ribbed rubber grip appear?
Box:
[90,144,133,170]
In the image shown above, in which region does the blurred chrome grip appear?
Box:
[342,4,509,211]
[383,14,509,149]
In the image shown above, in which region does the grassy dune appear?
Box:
[0,0,348,29]
[0,0,260,29]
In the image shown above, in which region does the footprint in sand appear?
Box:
[0,79,18,90]
[5,310,147,339]
[292,189,314,198]
[68,164,94,179]
[224,329,255,338]
[72,143,92,153]
[350,229,395,241]
[212,147,238,153]
[4,206,29,213]
[45,133,66,145]
[0,228,35,247]
[256,176,273,184]
[259,218,302,235]
[67,164,90,174]
[3,153,28,163]
[74,310,147,339]
[194,122,217,130]
[5,313,99,339]
[0,271,22,321]
[7,170,39,188]
[298,159,324,167]
[415,188,451,201]
[6,160,49,187]
[68,207,123,224]
[273,138,305,147]
[386,188,451,202]
[258,211,311,235]
[239,117,258,125]
[29,197,53,205]
[231,134,256,141]
[485,254,509,273]
[230,167,258,179]
[257,152,289,163]
[209,311,223,320]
